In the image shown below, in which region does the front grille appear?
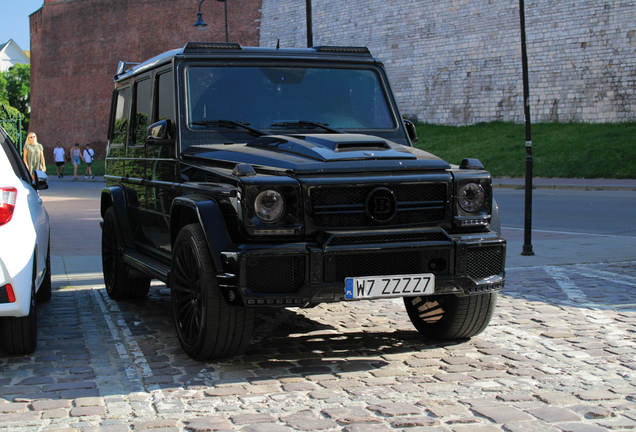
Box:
[466,246,504,280]
[309,183,447,228]
[326,231,451,247]
[324,250,451,283]
[245,256,305,293]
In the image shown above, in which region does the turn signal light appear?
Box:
[0,187,17,226]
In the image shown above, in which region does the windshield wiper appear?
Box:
[191,119,271,136]
[270,121,345,134]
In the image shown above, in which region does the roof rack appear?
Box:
[314,46,372,55]
[183,42,243,53]
[115,61,140,78]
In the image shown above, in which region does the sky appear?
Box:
[0,0,44,51]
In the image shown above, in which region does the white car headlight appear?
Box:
[458,183,485,213]
[254,190,285,222]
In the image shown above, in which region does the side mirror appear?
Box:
[403,119,418,144]
[34,170,49,191]
[146,120,175,146]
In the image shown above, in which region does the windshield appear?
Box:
[186,66,396,133]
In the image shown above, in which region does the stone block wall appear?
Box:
[259,0,635,125]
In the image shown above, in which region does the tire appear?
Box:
[101,207,151,300]
[404,292,497,340]
[171,223,254,360]
[2,260,38,354]
[36,235,52,302]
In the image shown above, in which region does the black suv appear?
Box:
[101,42,506,360]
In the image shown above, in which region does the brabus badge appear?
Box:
[365,187,397,223]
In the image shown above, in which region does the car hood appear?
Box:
[183,134,451,174]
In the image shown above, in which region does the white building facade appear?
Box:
[0,40,30,73]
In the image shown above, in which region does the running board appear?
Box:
[123,250,171,284]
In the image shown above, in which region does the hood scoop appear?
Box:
[246,134,416,161]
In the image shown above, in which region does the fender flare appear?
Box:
[170,196,231,274]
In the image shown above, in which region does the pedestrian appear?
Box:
[83,143,95,179]
[23,132,46,180]
[70,142,82,181]
[53,141,66,178]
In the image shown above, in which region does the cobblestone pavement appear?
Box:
[1,260,635,431]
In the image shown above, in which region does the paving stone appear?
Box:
[367,402,422,416]
[322,407,381,424]
[280,410,338,430]
[577,389,622,401]
[525,406,581,422]
[343,425,392,432]
[558,423,615,432]
[240,424,291,432]
[470,406,534,423]
[184,415,233,431]
[69,406,106,416]
[388,416,440,427]
[231,413,277,425]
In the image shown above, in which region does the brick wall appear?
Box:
[259,0,636,125]
[29,0,262,155]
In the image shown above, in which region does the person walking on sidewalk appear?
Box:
[23,132,46,180]
[70,142,82,181]
[83,143,95,179]
[53,142,66,178]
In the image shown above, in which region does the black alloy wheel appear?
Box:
[101,207,150,300]
[171,223,253,360]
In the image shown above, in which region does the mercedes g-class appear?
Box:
[101,42,506,360]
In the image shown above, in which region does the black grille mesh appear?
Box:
[309,183,447,228]
[466,246,504,280]
[246,256,305,293]
[325,250,450,283]
[327,231,450,247]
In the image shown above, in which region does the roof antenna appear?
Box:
[276,39,280,49]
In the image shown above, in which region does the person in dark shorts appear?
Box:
[83,143,95,179]
[53,141,66,178]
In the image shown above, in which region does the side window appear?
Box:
[111,87,130,145]
[156,70,175,138]
[133,78,152,145]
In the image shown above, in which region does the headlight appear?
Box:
[254,190,285,222]
[458,183,485,213]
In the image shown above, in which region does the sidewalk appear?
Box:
[48,174,105,182]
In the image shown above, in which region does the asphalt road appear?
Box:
[494,189,636,237]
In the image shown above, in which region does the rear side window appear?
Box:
[157,71,175,138]
[133,79,151,145]
[111,87,131,145]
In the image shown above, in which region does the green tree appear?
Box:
[0,64,31,121]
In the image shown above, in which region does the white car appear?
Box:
[0,126,51,355]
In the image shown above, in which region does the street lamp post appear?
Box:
[519,0,534,256]
[306,0,313,47]
[193,0,229,42]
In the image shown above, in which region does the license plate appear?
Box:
[345,274,435,300]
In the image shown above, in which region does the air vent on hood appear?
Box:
[336,141,390,152]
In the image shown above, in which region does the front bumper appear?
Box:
[218,228,506,307]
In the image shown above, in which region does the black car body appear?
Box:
[101,42,506,360]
